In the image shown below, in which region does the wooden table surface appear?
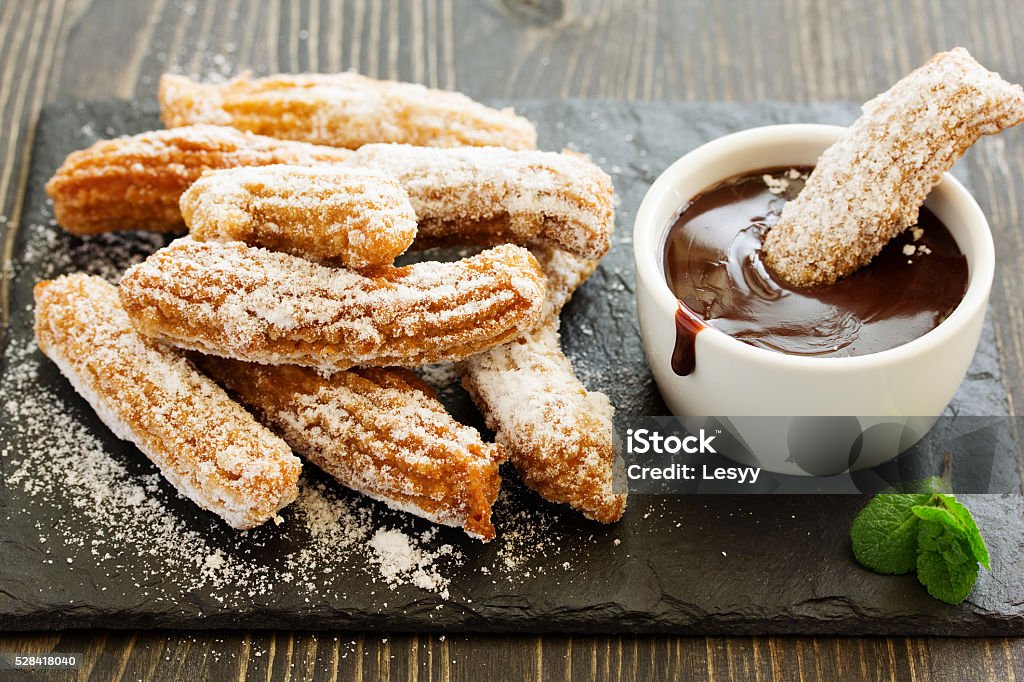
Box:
[1,1,1022,680]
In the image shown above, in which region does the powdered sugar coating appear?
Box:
[345,144,615,259]
[118,238,547,371]
[530,246,600,321]
[159,72,537,150]
[764,48,1024,286]
[459,319,625,524]
[182,164,417,268]
[198,359,505,541]
[33,274,301,529]
[458,248,625,523]
[46,124,352,235]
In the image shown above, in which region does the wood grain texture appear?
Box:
[1,0,1023,679]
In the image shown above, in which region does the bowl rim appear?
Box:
[632,123,996,371]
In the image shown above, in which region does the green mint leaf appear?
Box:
[912,497,991,570]
[911,504,963,532]
[851,493,932,574]
[936,495,990,570]
[916,518,979,605]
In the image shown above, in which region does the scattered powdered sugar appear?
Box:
[368,528,456,599]
[760,169,808,200]
[762,174,790,195]
[13,217,169,284]
[488,493,561,579]
[2,325,570,603]
[1,331,472,602]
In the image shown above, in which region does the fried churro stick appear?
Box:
[181,164,417,268]
[459,319,625,524]
[33,274,301,530]
[458,248,626,523]
[346,144,615,259]
[764,48,1024,287]
[159,72,537,150]
[46,125,352,236]
[197,358,505,541]
[119,238,546,372]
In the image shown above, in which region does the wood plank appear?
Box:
[1,1,1022,680]
[3,632,1020,680]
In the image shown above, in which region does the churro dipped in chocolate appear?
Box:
[159,72,537,151]
[458,248,627,523]
[34,274,301,529]
[197,359,505,541]
[118,238,546,372]
[46,125,351,235]
[345,144,615,259]
[763,48,1024,287]
[181,165,417,268]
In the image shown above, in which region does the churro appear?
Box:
[181,164,417,268]
[46,125,352,235]
[33,274,301,529]
[197,358,505,541]
[345,144,615,259]
[458,248,625,523]
[459,319,625,524]
[159,72,537,150]
[763,48,1024,287]
[118,238,546,371]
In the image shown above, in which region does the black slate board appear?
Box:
[1,100,1022,635]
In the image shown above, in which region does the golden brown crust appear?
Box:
[33,274,301,529]
[181,164,417,268]
[159,72,537,150]
[197,358,505,541]
[45,125,351,235]
[346,144,615,259]
[118,238,547,372]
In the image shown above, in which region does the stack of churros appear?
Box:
[38,69,623,539]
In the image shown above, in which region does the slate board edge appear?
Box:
[2,610,1021,636]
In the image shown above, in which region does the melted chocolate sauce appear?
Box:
[671,302,705,376]
[663,167,969,376]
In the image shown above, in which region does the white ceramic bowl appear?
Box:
[633,124,995,474]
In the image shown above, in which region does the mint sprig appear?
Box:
[915,515,980,604]
[850,489,989,605]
